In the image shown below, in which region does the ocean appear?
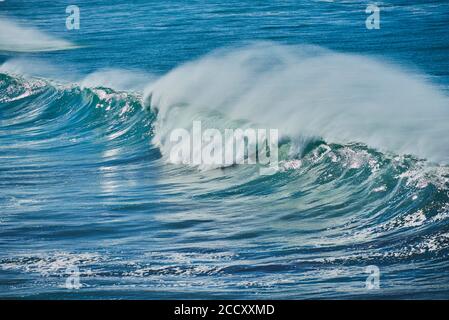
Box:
[0,0,449,299]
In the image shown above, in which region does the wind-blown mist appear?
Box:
[1,0,449,299]
[0,18,77,53]
[145,43,449,164]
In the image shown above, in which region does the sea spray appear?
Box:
[144,43,449,165]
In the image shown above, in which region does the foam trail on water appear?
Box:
[144,42,449,164]
[0,18,78,53]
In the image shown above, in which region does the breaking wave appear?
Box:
[1,43,449,298]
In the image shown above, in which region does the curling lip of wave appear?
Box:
[0,18,78,52]
[144,43,449,164]
[0,59,154,93]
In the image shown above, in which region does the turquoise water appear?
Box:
[1,1,449,299]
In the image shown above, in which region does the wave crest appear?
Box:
[144,42,449,164]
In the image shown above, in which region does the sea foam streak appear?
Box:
[0,18,78,53]
[144,43,449,165]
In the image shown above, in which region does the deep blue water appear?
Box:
[0,0,449,299]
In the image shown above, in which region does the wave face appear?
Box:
[1,64,449,298]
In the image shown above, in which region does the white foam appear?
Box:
[144,42,449,165]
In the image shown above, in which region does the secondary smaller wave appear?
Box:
[0,58,155,95]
